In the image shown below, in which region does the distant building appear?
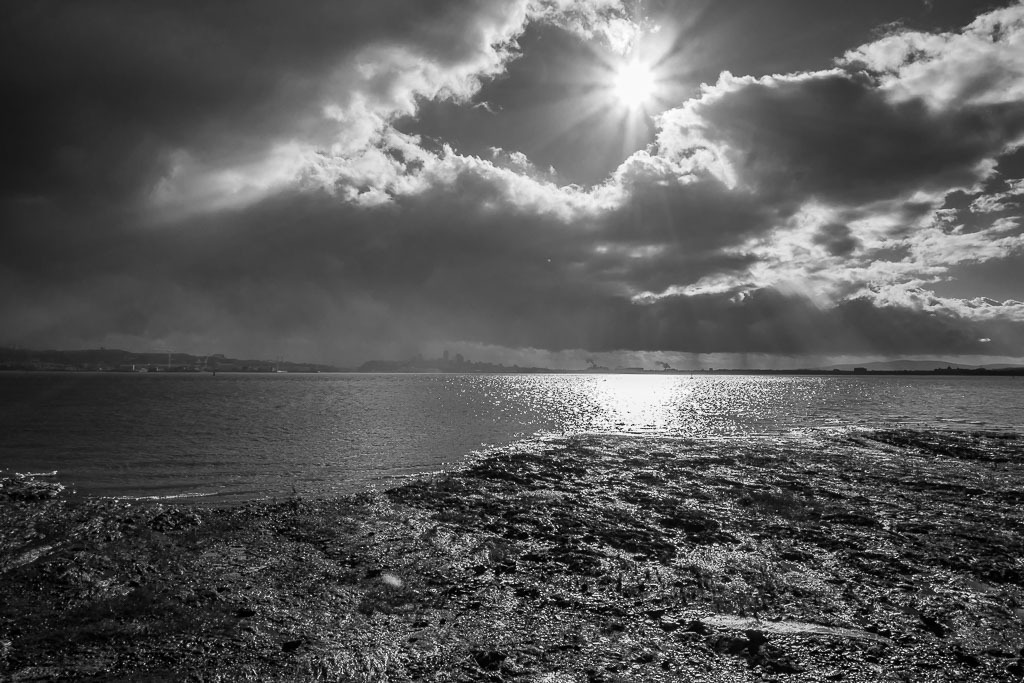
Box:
[853,367,868,374]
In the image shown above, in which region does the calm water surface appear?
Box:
[1,373,1021,502]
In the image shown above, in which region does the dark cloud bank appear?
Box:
[2,1,1023,366]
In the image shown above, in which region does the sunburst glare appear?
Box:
[611,59,658,109]
[458,19,691,181]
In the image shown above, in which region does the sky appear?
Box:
[2,0,1023,369]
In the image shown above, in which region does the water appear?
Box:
[0,372,1021,502]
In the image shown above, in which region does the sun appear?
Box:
[610,59,657,109]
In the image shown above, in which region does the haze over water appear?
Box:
[1,373,1021,503]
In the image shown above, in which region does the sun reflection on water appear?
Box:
[501,373,836,438]
[589,374,688,433]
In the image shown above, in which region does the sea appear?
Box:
[1,372,1021,504]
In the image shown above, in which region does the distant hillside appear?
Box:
[0,347,345,373]
[826,360,1024,372]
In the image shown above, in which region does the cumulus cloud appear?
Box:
[842,3,1024,110]
[970,178,1024,213]
[655,69,1024,205]
[619,4,1024,338]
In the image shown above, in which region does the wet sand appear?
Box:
[2,429,1023,681]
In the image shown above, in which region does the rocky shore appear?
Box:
[2,429,1023,681]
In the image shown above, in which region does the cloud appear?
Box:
[623,5,1024,334]
[970,178,1024,213]
[842,3,1024,110]
[3,1,1024,363]
[655,69,1024,206]
[0,1,635,211]
[813,223,861,257]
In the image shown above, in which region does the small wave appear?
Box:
[115,491,220,501]
[20,471,58,477]
[381,471,450,483]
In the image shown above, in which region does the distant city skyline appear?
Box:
[3,1,1024,368]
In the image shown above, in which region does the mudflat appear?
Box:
[2,430,1023,681]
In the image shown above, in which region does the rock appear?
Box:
[513,585,540,599]
[659,619,681,633]
[472,649,507,671]
[550,594,573,608]
[712,634,751,655]
[822,512,879,528]
[953,647,979,667]
[780,547,813,562]
[150,508,202,532]
[606,620,625,632]
[659,510,720,533]
[494,560,517,575]
[919,614,946,638]
[0,474,64,501]
[709,629,804,674]
[685,619,709,635]
[755,645,805,675]
[745,629,768,650]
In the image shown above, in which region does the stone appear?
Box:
[472,649,507,671]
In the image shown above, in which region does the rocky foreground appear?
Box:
[2,430,1023,681]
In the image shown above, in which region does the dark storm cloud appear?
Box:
[587,291,1017,356]
[813,223,860,257]
[7,178,1017,361]
[0,0,527,204]
[3,1,1024,363]
[657,71,1024,206]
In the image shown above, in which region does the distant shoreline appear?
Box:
[2,367,1024,376]
[4,347,1023,376]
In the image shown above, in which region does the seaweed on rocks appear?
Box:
[2,429,1024,681]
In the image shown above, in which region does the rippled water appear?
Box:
[1,372,1021,502]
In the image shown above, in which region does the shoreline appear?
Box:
[2,429,1023,680]
[8,425,1024,507]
